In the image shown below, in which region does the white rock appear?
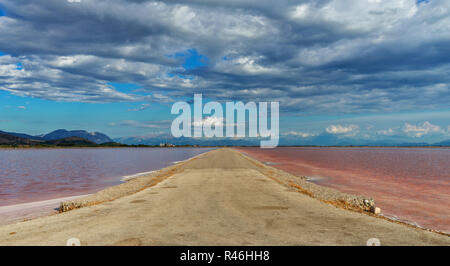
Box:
[374,207,381,214]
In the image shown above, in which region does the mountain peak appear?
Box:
[43,129,112,144]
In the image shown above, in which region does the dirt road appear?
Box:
[0,149,448,245]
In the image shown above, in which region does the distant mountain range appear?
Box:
[114,133,450,147]
[1,129,449,147]
[0,129,112,145]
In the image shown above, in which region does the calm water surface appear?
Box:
[0,148,213,207]
[237,147,450,233]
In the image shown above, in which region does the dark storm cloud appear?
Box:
[0,0,449,113]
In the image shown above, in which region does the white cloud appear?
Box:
[284,131,314,138]
[376,128,395,136]
[192,116,224,127]
[291,4,309,19]
[403,121,442,137]
[17,106,26,110]
[216,56,280,75]
[326,124,359,135]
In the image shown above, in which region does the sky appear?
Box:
[0,0,449,144]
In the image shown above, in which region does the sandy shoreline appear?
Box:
[0,148,448,245]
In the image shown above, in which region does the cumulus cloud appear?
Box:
[403,121,443,137]
[192,116,224,127]
[326,124,359,136]
[284,131,315,138]
[0,0,449,114]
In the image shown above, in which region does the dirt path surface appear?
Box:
[0,149,448,246]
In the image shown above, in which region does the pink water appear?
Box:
[237,147,450,234]
[0,148,212,207]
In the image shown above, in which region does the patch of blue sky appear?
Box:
[417,0,430,5]
[168,49,209,70]
[183,49,208,70]
[166,49,208,80]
